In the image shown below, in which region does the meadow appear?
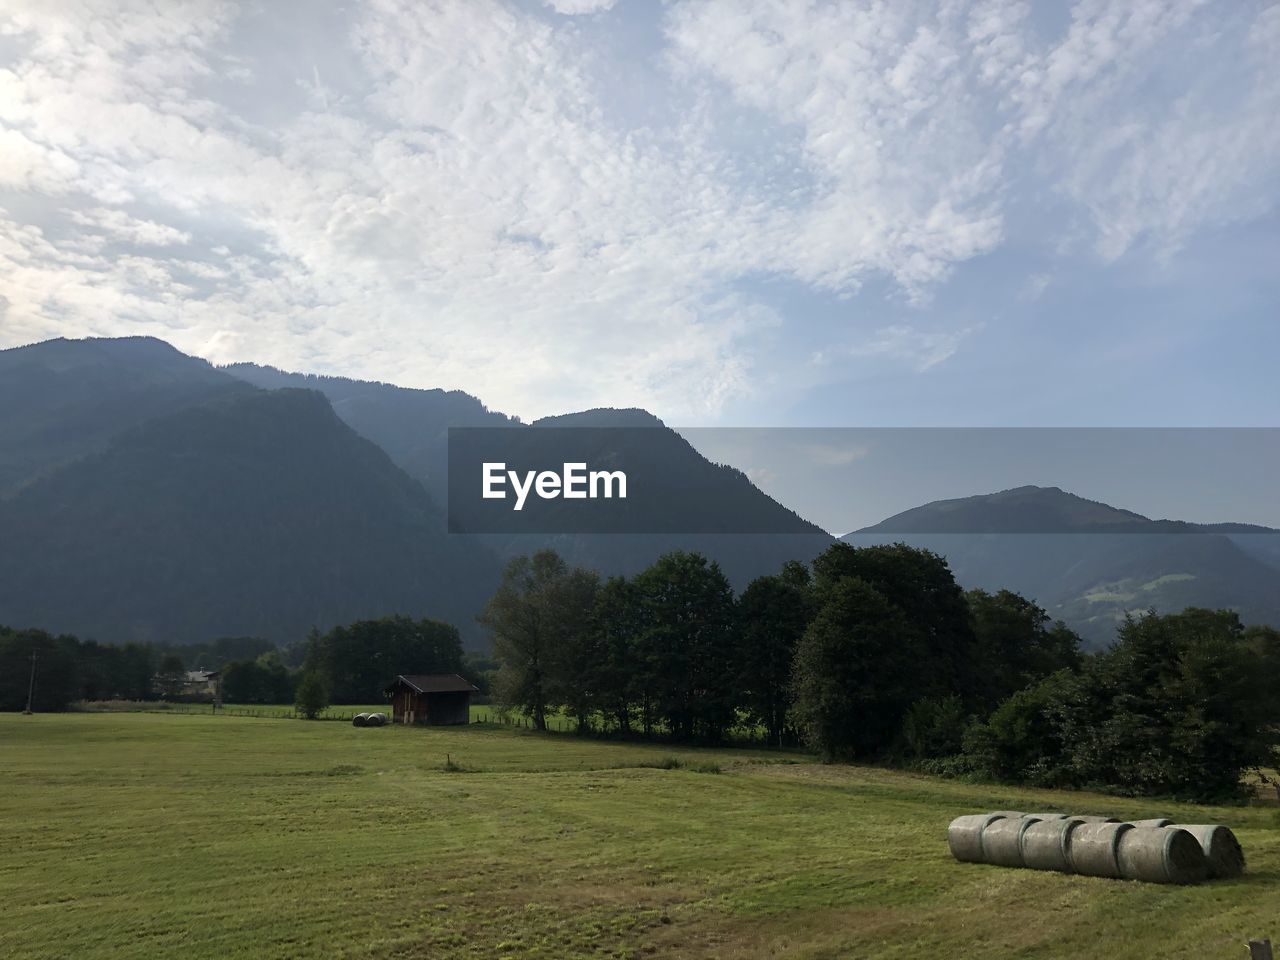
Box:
[2,712,1277,959]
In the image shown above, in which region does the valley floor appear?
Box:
[1,713,1276,959]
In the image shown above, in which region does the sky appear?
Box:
[1,0,1278,433]
[680,428,1280,533]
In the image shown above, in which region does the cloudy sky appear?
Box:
[1,0,1277,427]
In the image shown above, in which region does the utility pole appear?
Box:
[23,649,37,714]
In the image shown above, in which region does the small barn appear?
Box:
[385,674,479,726]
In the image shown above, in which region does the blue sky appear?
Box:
[1,0,1277,431]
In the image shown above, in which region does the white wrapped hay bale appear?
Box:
[1070,821,1133,878]
[983,814,1052,868]
[948,813,1007,863]
[352,713,370,727]
[989,810,1026,818]
[1024,812,1068,820]
[1116,826,1207,885]
[1131,818,1172,828]
[1022,817,1086,873]
[1074,815,1120,823]
[1167,824,1245,879]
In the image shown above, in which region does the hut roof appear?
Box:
[386,673,479,694]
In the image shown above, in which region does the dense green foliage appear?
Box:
[293,670,330,720]
[0,625,156,710]
[479,551,600,731]
[219,652,294,704]
[484,544,1279,800]
[960,610,1280,800]
[790,577,912,760]
[303,615,465,703]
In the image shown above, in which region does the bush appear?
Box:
[294,671,330,720]
[900,695,967,762]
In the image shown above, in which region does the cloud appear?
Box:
[805,443,870,467]
[842,324,981,372]
[68,208,192,247]
[542,0,618,14]
[0,0,1275,422]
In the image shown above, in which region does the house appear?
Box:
[384,674,478,725]
[154,669,220,699]
[183,670,220,695]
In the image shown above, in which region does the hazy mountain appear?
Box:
[0,387,501,646]
[1,338,830,648]
[847,485,1280,646]
[0,336,249,495]
[224,363,517,504]
[227,367,832,586]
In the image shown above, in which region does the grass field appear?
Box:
[76,701,656,734]
[2,713,1277,959]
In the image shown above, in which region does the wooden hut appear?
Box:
[384,674,478,725]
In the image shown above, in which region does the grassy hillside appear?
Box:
[2,713,1276,959]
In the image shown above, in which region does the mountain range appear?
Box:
[1,336,1275,649]
[847,485,1280,646]
[0,337,828,646]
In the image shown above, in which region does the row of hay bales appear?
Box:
[948,811,1244,884]
[352,713,388,727]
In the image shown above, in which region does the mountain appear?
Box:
[223,363,517,505]
[0,337,830,647]
[0,336,249,495]
[0,387,501,645]
[226,368,833,586]
[847,485,1280,646]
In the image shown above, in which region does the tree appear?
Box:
[631,552,738,742]
[294,671,330,719]
[737,561,812,745]
[811,542,977,702]
[588,576,644,734]
[0,627,79,712]
[306,616,464,703]
[480,551,598,731]
[790,577,912,760]
[966,589,1080,710]
[1045,609,1280,800]
[157,653,185,677]
[960,671,1075,783]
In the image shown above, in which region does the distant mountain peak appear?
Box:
[532,407,668,429]
[854,483,1278,538]
[856,485,1158,535]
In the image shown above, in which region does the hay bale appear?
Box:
[366,712,388,727]
[983,814,1052,867]
[1168,824,1245,879]
[1024,812,1068,821]
[1074,815,1121,823]
[1131,818,1172,828]
[1022,817,1085,872]
[352,713,370,727]
[1117,826,1207,885]
[948,813,1007,863]
[989,810,1026,818]
[1070,821,1133,878]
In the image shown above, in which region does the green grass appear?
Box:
[2,713,1277,959]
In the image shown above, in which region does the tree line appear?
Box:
[483,545,1280,801]
[0,615,478,714]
